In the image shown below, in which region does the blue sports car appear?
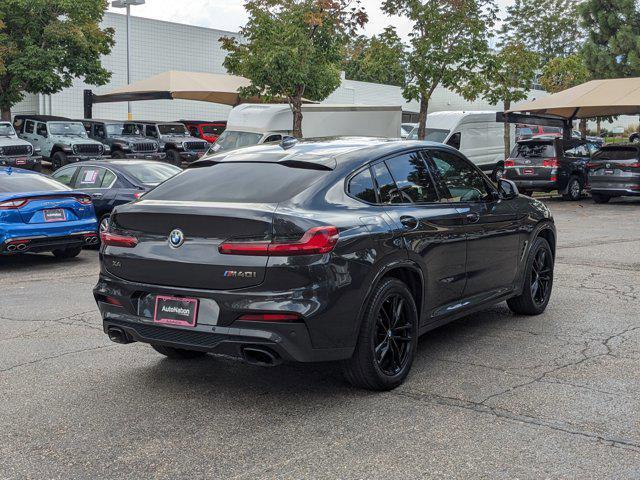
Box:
[0,167,98,258]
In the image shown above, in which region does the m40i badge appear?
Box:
[224,270,257,278]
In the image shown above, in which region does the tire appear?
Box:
[52,246,82,259]
[343,278,418,391]
[166,149,182,166]
[562,176,582,201]
[591,193,611,204]
[151,344,207,359]
[111,149,126,159]
[507,237,554,316]
[52,151,67,171]
[492,164,505,182]
[98,214,110,235]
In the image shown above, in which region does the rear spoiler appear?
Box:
[188,158,336,171]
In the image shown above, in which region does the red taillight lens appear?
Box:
[100,232,138,248]
[238,313,300,322]
[543,158,558,167]
[586,162,600,169]
[627,162,640,168]
[75,195,92,205]
[133,192,144,199]
[0,198,28,209]
[504,159,515,167]
[219,226,339,256]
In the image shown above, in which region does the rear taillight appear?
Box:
[0,199,28,209]
[133,192,144,199]
[100,232,138,248]
[504,159,515,167]
[586,162,600,169]
[219,226,339,256]
[627,162,640,168]
[75,195,92,205]
[543,158,558,167]
[238,313,300,322]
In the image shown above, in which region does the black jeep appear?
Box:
[79,120,166,161]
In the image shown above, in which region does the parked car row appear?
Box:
[503,136,640,201]
[0,121,43,171]
[11,116,218,170]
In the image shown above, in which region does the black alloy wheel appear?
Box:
[530,247,552,306]
[563,177,582,201]
[507,236,554,315]
[344,277,418,391]
[374,294,413,376]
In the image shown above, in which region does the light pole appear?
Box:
[111,0,145,120]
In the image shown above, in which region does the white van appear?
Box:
[214,103,402,151]
[408,111,514,179]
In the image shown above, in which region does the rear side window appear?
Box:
[143,163,328,203]
[0,174,70,193]
[592,147,639,160]
[385,152,439,203]
[512,142,555,158]
[52,166,79,186]
[348,168,376,203]
[76,167,106,188]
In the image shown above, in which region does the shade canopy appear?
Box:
[92,70,313,106]
[508,78,640,119]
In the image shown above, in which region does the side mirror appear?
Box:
[498,178,519,200]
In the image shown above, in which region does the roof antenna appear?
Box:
[281,136,298,150]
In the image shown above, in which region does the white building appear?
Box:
[13,11,548,122]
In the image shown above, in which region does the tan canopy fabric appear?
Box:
[508,78,640,119]
[94,70,313,106]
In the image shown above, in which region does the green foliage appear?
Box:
[481,42,539,107]
[343,27,406,87]
[382,0,497,139]
[579,0,640,78]
[0,0,114,117]
[220,0,367,137]
[539,54,590,93]
[499,0,582,64]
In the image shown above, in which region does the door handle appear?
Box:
[400,215,419,230]
[466,212,480,224]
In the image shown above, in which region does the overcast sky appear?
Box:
[107,0,513,39]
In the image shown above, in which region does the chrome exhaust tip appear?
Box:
[16,243,28,251]
[6,244,17,252]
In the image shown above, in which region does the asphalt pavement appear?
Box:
[1,195,639,479]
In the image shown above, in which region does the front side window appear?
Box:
[36,123,47,137]
[447,132,461,150]
[145,125,158,138]
[25,121,35,134]
[348,168,377,203]
[428,150,492,203]
[384,152,439,203]
[94,124,106,138]
[52,166,79,186]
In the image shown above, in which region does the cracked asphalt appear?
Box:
[1,196,639,479]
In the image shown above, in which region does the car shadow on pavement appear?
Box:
[0,250,92,272]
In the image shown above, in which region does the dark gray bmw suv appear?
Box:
[94,138,556,390]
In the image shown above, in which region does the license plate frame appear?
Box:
[43,208,66,222]
[153,295,199,327]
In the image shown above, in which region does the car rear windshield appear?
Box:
[512,142,555,158]
[119,163,182,186]
[142,162,329,203]
[592,146,639,160]
[0,175,70,193]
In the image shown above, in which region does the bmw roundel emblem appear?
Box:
[169,229,185,248]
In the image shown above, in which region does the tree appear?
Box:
[343,26,406,87]
[481,42,539,159]
[382,0,497,140]
[0,0,114,120]
[221,0,367,138]
[579,0,640,78]
[539,54,590,135]
[499,0,582,64]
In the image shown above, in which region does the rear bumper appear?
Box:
[1,229,98,254]
[93,271,358,363]
[588,186,640,196]
[510,179,558,191]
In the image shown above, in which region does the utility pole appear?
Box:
[111,0,145,120]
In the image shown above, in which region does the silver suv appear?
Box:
[0,121,43,171]
[135,121,209,166]
[14,115,107,171]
